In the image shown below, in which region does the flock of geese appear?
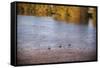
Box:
[47,44,71,50]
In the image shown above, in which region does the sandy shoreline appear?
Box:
[17,47,96,65]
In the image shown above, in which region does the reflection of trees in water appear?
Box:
[17,3,96,26]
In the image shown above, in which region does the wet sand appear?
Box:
[17,47,96,64]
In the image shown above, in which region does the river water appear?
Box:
[17,15,96,52]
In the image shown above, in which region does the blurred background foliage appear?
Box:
[17,3,97,27]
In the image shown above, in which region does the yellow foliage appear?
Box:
[17,3,93,25]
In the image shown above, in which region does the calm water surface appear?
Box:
[17,15,96,51]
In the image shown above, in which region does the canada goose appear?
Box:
[68,44,71,47]
[48,47,51,50]
[59,45,62,48]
